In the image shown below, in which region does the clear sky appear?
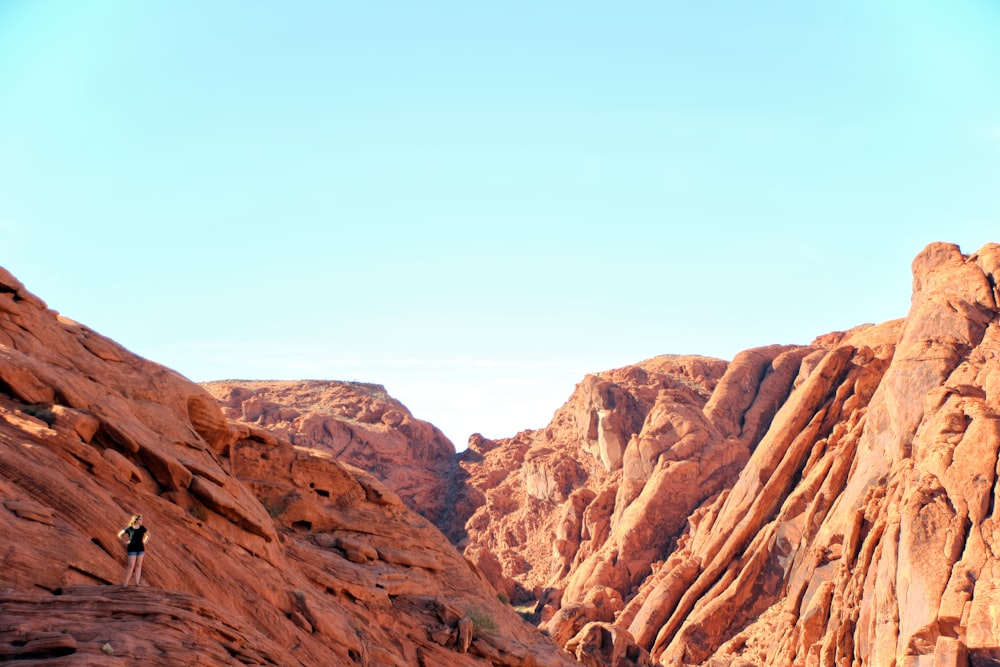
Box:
[2,2,998,448]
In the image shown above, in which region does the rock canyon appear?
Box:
[3,241,1000,666]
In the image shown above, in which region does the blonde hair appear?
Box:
[128,514,142,527]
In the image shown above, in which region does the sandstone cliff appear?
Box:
[6,240,999,667]
[0,268,574,666]
[448,242,1000,667]
[201,380,457,527]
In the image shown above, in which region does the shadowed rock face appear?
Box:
[448,242,1000,666]
[0,268,574,666]
[201,379,457,526]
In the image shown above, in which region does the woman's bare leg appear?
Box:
[123,555,137,585]
[134,554,145,585]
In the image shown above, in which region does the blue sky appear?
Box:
[2,2,998,447]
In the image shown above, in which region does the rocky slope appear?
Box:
[201,380,457,527]
[6,240,999,667]
[447,242,1000,666]
[0,267,574,666]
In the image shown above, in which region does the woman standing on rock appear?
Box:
[118,514,150,586]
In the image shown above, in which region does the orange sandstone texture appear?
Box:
[0,267,574,666]
[201,379,458,527]
[5,240,1000,667]
[448,242,1000,666]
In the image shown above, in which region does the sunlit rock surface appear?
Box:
[202,379,457,527]
[0,266,574,666]
[5,240,1000,667]
[449,242,1000,667]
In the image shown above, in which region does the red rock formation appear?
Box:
[448,346,821,664]
[623,242,1000,667]
[450,356,735,603]
[0,267,574,666]
[8,239,999,667]
[452,242,1000,667]
[201,380,456,526]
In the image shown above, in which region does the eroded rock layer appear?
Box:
[0,267,574,666]
[450,242,1000,666]
[6,240,1000,667]
[202,379,456,526]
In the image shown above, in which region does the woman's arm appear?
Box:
[143,531,150,545]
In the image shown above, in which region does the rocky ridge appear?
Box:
[201,379,456,527]
[0,267,573,666]
[446,242,1000,666]
[4,240,1000,667]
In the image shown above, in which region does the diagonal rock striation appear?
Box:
[6,240,1000,667]
[449,242,1000,667]
[0,266,574,666]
